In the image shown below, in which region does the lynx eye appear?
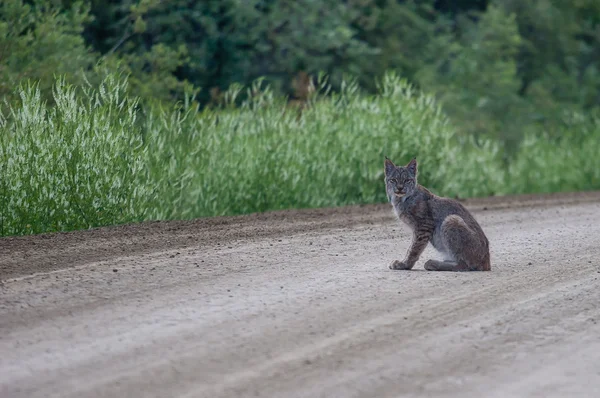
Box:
[388,178,397,184]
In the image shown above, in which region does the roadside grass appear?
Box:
[1,73,598,237]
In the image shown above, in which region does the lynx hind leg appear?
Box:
[424,259,469,271]
[426,215,488,272]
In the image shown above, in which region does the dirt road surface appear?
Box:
[2,192,600,398]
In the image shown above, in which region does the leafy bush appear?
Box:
[0,0,96,106]
[506,112,600,194]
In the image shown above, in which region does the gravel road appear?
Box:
[2,192,600,398]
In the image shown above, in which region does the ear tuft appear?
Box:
[406,157,417,175]
[384,157,395,175]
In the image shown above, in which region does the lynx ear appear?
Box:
[406,157,417,176]
[384,156,395,175]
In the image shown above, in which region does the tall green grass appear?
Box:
[1,76,151,236]
[1,73,599,237]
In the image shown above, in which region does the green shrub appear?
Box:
[506,112,600,194]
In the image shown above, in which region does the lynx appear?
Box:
[384,157,491,271]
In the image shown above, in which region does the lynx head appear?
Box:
[384,157,418,201]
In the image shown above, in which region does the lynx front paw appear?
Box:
[389,260,411,270]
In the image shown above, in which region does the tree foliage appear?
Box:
[1,0,599,149]
[0,0,95,104]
